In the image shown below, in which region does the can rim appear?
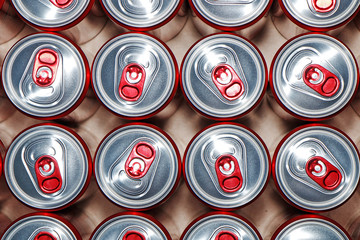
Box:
[270,214,351,240]
[182,121,271,210]
[180,32,268,121]
[189,0,273,31]
[278,0,360,32]
[1,31,91,120]
[4,122,92,211]
[99,0,185,31]
[271,123,360,212]
[269,32,360,121]
[89,211,172,240]
[10,0,95,31]
[0,212,82,240]
[91,31,179,120]
[93,122,181,211]
[180,211,263,240]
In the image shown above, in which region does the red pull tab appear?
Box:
[35,155,63,194]
[119,63,146,102]
[215,155,243,193]
[215,231,238,240]
[123,231,145,240]
[49,0,73,8]
[306,156,342,190]
[125,142,156,179]
[211,64,245,101]
[312,0,336,12]
[34,231,57,240]
[32,49,59,87]
[303,64,340,97]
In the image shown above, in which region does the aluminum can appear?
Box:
[279,0,360,31]
[94,123,180,210]
[2,32,90,120]
[1,212,81,240]
[181,212,262,240]
[183,123,270,210]
[92,32,178,120]
[189,0,272,31]
[270,33,358,121]
[100,0,184,31]
[4,123,92,211]
[90,212,171,240]
[271,214,351,240]
[11,0,94,31]
[273,124,360,212]
[181,33,267,120]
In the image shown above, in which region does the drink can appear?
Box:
[2,32,90,120]
[181,33,267,120]
[100,0,184,31]
[94,123,180,210]
[4,123,92,211]
[11,0,94,31]
[271,214,351,240]
[92,32,178,120]
[181,212,262,240]
[273,124,360,212]
[1,212,81,240]
[189,0,272,31]
[90,212,171,240]
[183,123,270,210]
[270,33,358,121]
[279,0,360,31]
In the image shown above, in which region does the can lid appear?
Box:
[271,33,358,120]
[92,32,177,119]
[4,123,91,210]
[181,33,267,120]
[273,124,360,211]
[184,123,270,209]
[2,32,89,120]
[95,123,180,209]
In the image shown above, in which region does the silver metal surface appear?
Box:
[184,123,269,209]
[101,0,181,29]
[91,213,168,240]
[181,34,266,119]
[274,125,360,211]
[92,32,177,118]
[2,214,78,240]
[95,124,179,209]
[271,33,358,119]
[2,33,88,119]
[11,0,91,29]
[273,216,349,240]
[191,0,270,28]
[4,124,90,210]
[281,0,360,29]
[182,213,261,240]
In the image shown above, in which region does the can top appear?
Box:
[95,123,180,209]
[2,32,89,120]
[91,212,170,240]
[101,0,182,30]
[184,123,270,209]
[92,32,177,119]
[12,0,92,30]
[272,215,350,240]
[271,33,358,120]
[181,33,267,120]
[190,0,270,30]
[280,0,360,30]
[273,125,360,211]
[5,124,91,210]
[2,213,80,240]
[181,212,262,240]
